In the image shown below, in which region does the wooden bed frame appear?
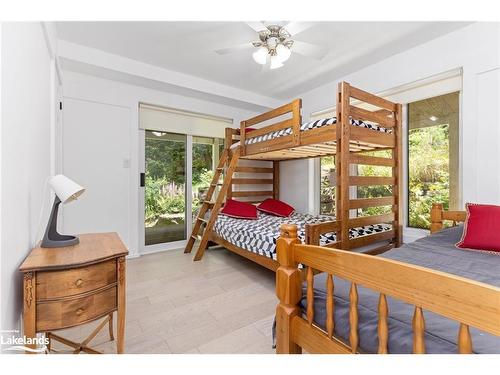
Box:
[185,82,403,270]
[275,205,500,354]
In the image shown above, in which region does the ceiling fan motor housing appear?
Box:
[254,25,293,55]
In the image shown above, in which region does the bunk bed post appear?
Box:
[430,203,444,233]
[393,103,404,246]
[292,99,302,146]
[225,127,233,200]
[275,224,302,354]
[273,161,280,199]
[224,127,233,151]
[240,120,247,156]
[336,81,351,250]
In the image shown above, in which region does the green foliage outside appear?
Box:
[145,132,220,226]
[320,151,392,217]
[408,124,450,228]
[320,156,336,215]
[320,124,450,229]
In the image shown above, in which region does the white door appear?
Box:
[61,98,131,248]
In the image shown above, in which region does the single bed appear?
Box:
[300,225,500,354]
[275,204,500,354]
[231,117,391,149]
[213,211,392,260]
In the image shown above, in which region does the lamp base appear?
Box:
[41,234,80,248]
[41,196,80,248]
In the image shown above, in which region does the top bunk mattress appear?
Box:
[232,117,392,149]
[213,211,392,260]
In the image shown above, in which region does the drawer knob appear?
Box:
[76,308,84,316]
[75,279,83,287]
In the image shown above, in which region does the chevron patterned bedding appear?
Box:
[213,211,392,260]
[240,117,392,147]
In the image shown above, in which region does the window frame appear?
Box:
[406,92,460,230]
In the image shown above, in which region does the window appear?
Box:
[320,156,335,215]
[356,150,393,217]
[320,151,393,217]
[407,92,459,229]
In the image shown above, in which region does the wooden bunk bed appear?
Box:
[275,204,500,354]
[184,81,403,271]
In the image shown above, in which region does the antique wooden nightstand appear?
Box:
[19,232,128,354]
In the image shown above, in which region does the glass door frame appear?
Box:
[402,90,462,242]
[139,131,224,254]
[139,130,192,254]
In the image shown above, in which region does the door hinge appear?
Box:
[140,173,145,187]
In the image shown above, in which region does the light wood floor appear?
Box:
[51,246,277,354]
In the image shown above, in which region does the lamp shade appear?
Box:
[49,175,85,203]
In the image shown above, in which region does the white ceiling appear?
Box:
[56,21,471,99]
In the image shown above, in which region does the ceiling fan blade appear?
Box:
[246,21,268,33]
[283,22,315,36]
[215,42,254,55]
[291,40,328,60]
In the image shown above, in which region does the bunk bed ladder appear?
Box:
[184,148,228,255]
[185,147,241,260]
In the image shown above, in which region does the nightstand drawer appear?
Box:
[36,259,117,300]
[36,286,117,331]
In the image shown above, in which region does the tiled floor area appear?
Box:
[51,247,277,354]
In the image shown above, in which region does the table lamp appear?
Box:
[41,174,85,248]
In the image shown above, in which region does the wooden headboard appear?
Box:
[226,162,279,204]
[430,203,467,233]
[224,127,279,204]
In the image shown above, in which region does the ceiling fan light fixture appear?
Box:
[276,43,291,62]
[270,55,284,70]
[252,46,268,65]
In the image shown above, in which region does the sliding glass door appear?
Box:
[144,131,224,247]
[145,131,187,245]
[192,136,224,219]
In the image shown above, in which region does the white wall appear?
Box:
[281,22,500,229]
[59,71,261,257]
[0,22,58,336]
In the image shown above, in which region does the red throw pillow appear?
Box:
[456,203,500,254]
[257,198,294,217]
[221,199,257,220]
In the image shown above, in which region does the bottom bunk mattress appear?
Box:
[213,211,392,260]
[300,225,500,354]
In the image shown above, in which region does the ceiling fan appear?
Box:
[215,22,328,70]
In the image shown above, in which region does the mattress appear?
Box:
[301,225,500,354]
[213,211,392,260]
[231,117,392,149]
